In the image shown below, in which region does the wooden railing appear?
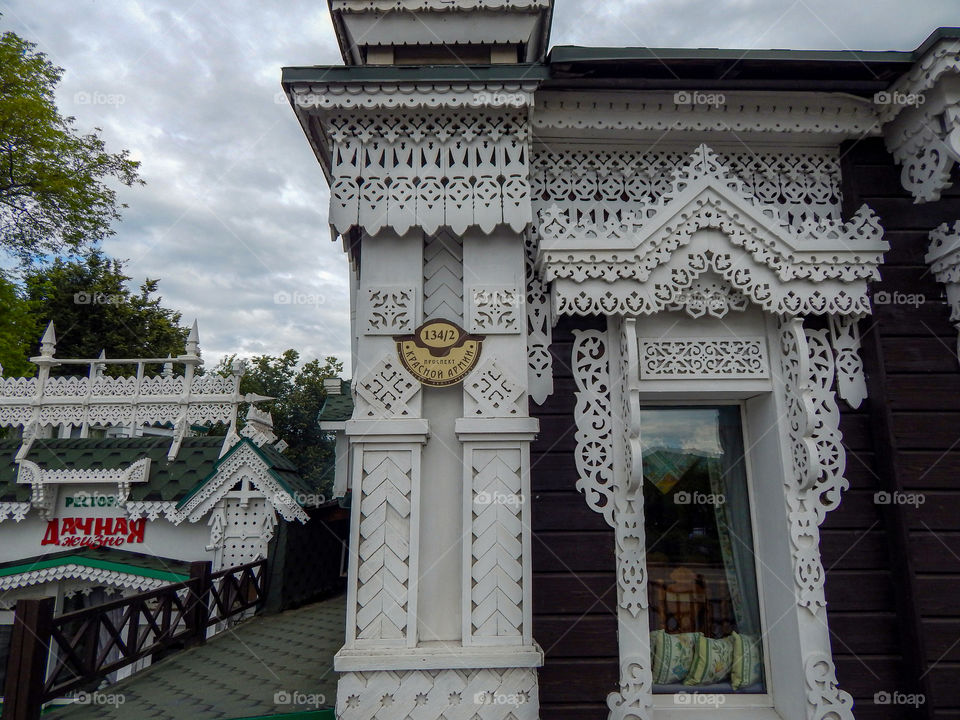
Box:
[1,559,268,720]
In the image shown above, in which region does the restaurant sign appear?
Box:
[395,319,482,387]
[42,517,146,548]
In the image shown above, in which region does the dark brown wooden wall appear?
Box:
[840,137,960,720]
[530,138,960,719]
[531,314,618,720]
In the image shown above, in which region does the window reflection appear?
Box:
[642,406,765,693]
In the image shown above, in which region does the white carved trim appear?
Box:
[124,501,182,522]
[928,221,960,362]
[534,91,881,138]
[463,357,524,418]
[355,354,420,419]
[424,230,464,323]
[178,441,308,523]
[538,145,887,318]
[805,654,855,720]
[828,315,868,409]
[336,667,539,719]
[466,286,522,334]
[363,286,419,335]
[290,81,538,111]
[16,458,151,485]
[525,231,553,405]
[0,564,173,594]
[0,502,31,523]
[333,0,550,13]
[637,337,770,380]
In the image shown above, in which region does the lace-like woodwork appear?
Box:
[525,231,553,404]
[355,355,419,418]
[327,112,531,236]
[0,565,170,593]
[927,221,960,362]
[638,338,769,379]
[463,357,523,417]
[666,276,749,318]
[467,287,521,334]
[805,654,855,720]
[337,667,539,720]
[355,450,415,643]
[606,658,653,720]
[572,329,617,527]
[828,316,867,408]
[779,320,849,612]
[364,287,418,335]
[536,145,886,318]
[0,503,30,523]
[467,447,524,642]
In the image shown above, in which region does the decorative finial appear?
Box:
[39,322,56,358]
[185,320,199,356]
[90,349,106,379]
[162,354,173,378]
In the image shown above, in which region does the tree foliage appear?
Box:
[216,350,344,494]
[0,27,142,262]
[20,252,188,370]
[0,271,37,375]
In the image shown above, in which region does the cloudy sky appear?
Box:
[3,0,958,368]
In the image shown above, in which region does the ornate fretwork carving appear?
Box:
[665,275,749,318]
[337,667,539,720]
[124,501,180,522]
[290,80,538,111]
[423,231,464,323]
[524,231,553,404]
[463,357,523,417]
[355,355,419,418]
[828,315,867,408]
[928,221,960,362]
[881,39,960,202]
[327,111,531,236]
[606,657,653,720]
[468,447,524,642]
[536,145,887,318]
[779,320,849,612]
[638,338,769,380]
[805,654,855,720]
[0,502,30,523]
[16,458,151,487]
[364,286,418,335]
[467,287,521,334]
[0,565,171,594]
[572,329,617,527]
[355,450,414,643]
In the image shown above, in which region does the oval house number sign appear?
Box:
[395,319,483,387]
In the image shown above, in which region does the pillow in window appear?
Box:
[651,630,701,684]
[730,632,763,690]
[683,634,735,686]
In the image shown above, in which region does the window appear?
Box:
[641,405,765,694]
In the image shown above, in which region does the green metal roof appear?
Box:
[317,381,353,423]
[0,547,191,582]
[0,436,226,503]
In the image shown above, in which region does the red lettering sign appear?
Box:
[41,517,146,548]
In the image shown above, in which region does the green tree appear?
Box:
[0,26,142,262]
[216,350,344,494]
[0,271,36,375]
[21,252,189,370]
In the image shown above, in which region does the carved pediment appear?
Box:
[536,144,888,317]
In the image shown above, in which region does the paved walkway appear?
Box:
[49,595,345,720]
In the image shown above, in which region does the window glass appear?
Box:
[641,406,765,693]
